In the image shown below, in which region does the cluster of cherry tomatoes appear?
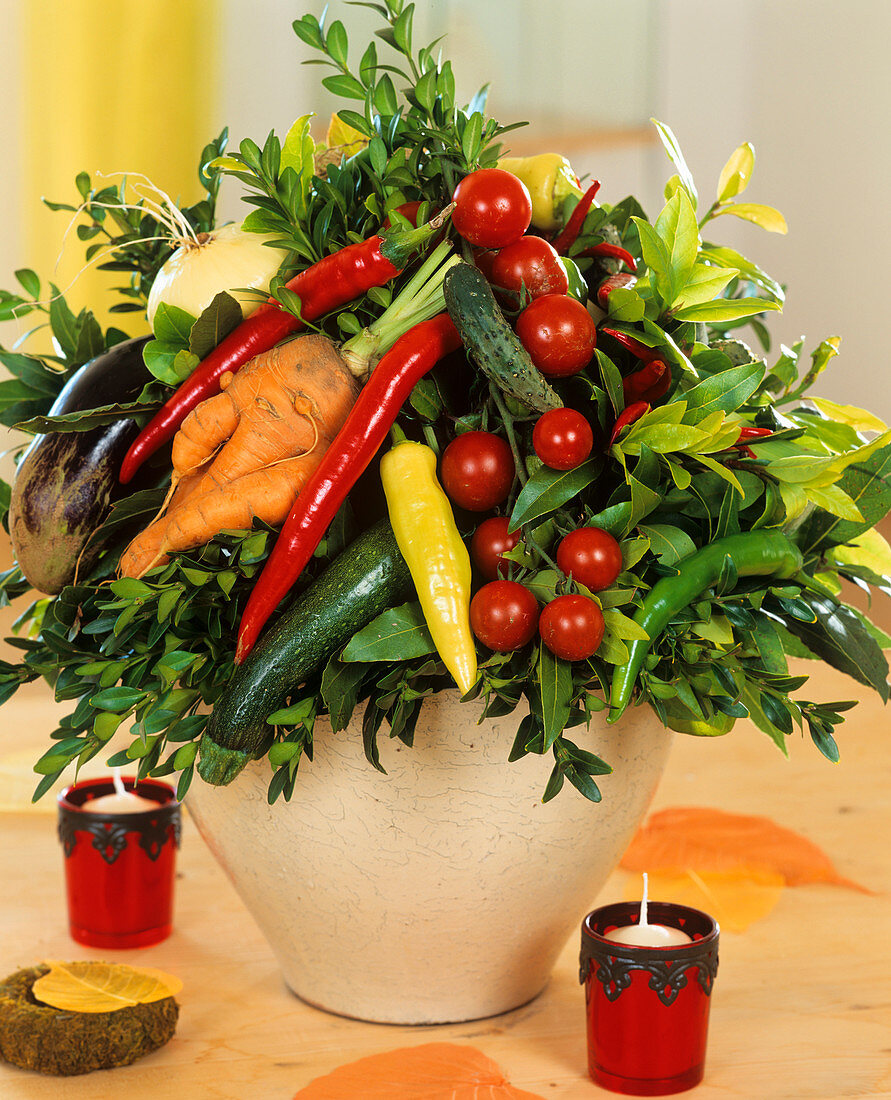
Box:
[452,167,598,382]
[440,168,623,662]
[435,422,619,662]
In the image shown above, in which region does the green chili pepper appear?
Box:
[608,531,803,723]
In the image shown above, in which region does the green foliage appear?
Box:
[0,3,888,809]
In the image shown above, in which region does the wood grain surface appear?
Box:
[0,657,889,1098]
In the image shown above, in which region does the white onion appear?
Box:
[146,222,289,329]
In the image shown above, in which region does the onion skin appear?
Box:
[146,223,288,328]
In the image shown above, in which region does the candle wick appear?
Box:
[641,872,649,927]
[112,768,127,798]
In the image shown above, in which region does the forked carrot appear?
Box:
[118,336,357,578]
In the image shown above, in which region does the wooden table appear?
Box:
[0,661,889,1099]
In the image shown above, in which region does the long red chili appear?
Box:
[234,312,463,664]
[578,241,638,272]
[623,360,671,405]
[119,230,429,484]
[609,400,649,446]
[601,326,662,364]
[551,179,601,255]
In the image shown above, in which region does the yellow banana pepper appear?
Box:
[497,153,584,231]
[380,440,477,694]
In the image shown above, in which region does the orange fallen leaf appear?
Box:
[622,807,870,893]
[625,868,785,933]
[293,1042,545,1100]
[616,800,866,919]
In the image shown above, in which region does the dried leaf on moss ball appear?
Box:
[32,961,182,1014]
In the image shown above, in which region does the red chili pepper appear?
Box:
[622,360,671,405]
[118,224,438,484]
[551,179,601,256]
[609,401,649,446]
[600,326,662,364]
[234,312,463,664]
[734,427,773,443]
[596,272,638,310]
[732,426,773,458]
[577,241,638,272]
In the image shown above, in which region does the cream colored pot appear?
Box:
[187,692,672,1024]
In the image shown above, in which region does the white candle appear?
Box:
[85,770,160,814]
[604,873,693,947]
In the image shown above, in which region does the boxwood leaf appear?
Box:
[152,301,196,345]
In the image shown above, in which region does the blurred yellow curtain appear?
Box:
[23,0,220,330]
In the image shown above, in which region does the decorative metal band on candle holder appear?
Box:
[58,779,181,865]
[579,901,719,1007]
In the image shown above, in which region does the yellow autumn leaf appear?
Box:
[32,961,183,1014]
[805,483,863,522]
[716,202,788,234]
[829,525,891,578]
[325,112,368,156]
[807,397,888,434]
[716,142,755,203]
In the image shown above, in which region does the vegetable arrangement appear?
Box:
[2,1,890,809]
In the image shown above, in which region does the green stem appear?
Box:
[697,200,722,231]
[488,383,527,488]
[340,242,459,377]
[524,525,559,571]
[422,424,440,454]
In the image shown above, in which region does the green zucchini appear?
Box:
[443,262,562,413]
[198,519,413,786]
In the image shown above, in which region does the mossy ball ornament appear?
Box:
[0,964,179,1076]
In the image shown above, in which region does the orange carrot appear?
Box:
[119,336,358,578]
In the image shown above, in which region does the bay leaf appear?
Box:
[342,601,436,662]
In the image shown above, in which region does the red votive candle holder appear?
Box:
[579,900,719,1095]
[57,777,181,949]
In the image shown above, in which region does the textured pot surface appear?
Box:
[187,693,672,1024]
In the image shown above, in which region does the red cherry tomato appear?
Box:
[440,431,515,511]
[489,236,569,301]
[516,294,597,378]
[538,594,605,661]
[532,408,594,470]
[470,580,540,652]
[451,169,532,249]
[470,517,521,580]
[556,527,623,592]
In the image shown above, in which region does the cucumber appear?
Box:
[443,262,562,413]
[198,519,413,786]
